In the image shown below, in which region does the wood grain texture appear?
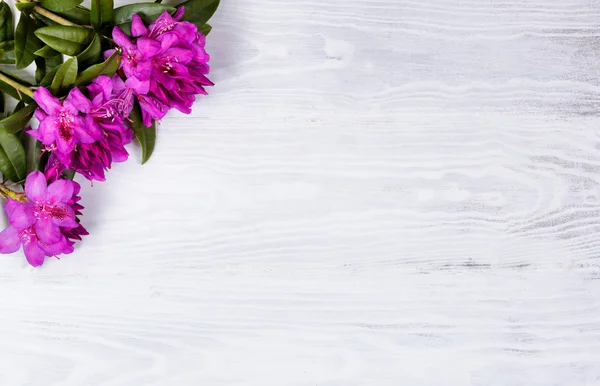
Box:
[1,0,600,384]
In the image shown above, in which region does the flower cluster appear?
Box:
[0,5,214,267]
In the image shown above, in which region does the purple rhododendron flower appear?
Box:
[110,7,213,125]
[0,171,85,266]
[29,87,103,168]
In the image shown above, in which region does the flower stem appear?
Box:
[0,72,33,99]
[15,0,77,27]
[0,184,25,202]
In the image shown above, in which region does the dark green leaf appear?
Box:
[0,90,4,114]
[55,6,91,26]
[76,33,101,68]
[34,44,59,58]
[177,0,219,26]
[0,130,27,182]
[26,137,43,174]
[15,15,43,69]
[15,2,35,15]
[0,1,14,42]
[40,0,84,13]
[0,102,35,134]
[34,25,94,56]
[45,52,63,69]
[51,57,78,95]
[32,12,60,27]
[0,68,33,102]
[75,50,121,86]
[130,103,156,164]
[91,0,114,31]
[198,23,212,36]
[62,169,75,180]
[40,64,60,87]
[114,3,175,26]
[0,50,14,64]
[112,3,175,35]
[35,57,46,84]
[13,100,25,113]
[0,40,13,51]
[0,40,13,64]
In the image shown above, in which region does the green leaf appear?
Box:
[0,90,4,114]
[51,57,78,95]
[91,0,114,31]
[113,3,175,35]
[32,12,59,27]
[177,0,219,26]
[130,103,156,164]
[35,57,46,84]
[0,130,27,182]
[40,64,60,87]
[75,50,121,86]
[15,2,35,15]
[40,0,84,13]
[55,6,91,26]
[62,169,75,180]
[26,137,42,174]
[0,1,14,43]
[0,102,36,134]
[45,52,63,69]
[0,40,13,64]
[0,40,13,51]
[0,68,33,102]
[76,33,101,68]
[15,15,43,69]
[198,23,212,36]
[34,44,59,58]
[34,25,94,56]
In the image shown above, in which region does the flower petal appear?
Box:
[112,26,134,49]
[40,236,73,256]
[24,241,45,267]
[33,87,62,115]
[4,198,20,217]
[0,226,21,254]
[9,204,36,229]
[25,171,48,202]
[137,38,162,58]
[35,217,61,244]
[65,87,92,113]
[131,14,148,37]
[50,204,78,229]
[46,180,74,205]
[125,76,150,95]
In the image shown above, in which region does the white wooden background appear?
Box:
[0,0,599,384]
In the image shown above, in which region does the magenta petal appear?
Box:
[37,119,58,144]
[41,237,73,256]
[9,204,36,229]
[46,180,74,205]
[0,226,21,254]
[173,6,185,20]
[137,38,162,58]
[35,217,61,244]
[33,87,62,115]
[51,205,77,229]
[131,14,148,37]
[24,241,45,267]
[4,198,20,217]
[65,87,92,113]
[126,76,150,94]
[112,27,134,49]
[25,171,48,202]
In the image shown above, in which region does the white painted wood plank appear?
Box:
[0,0,599,384]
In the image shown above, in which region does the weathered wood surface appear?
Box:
[0,0,599,384]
